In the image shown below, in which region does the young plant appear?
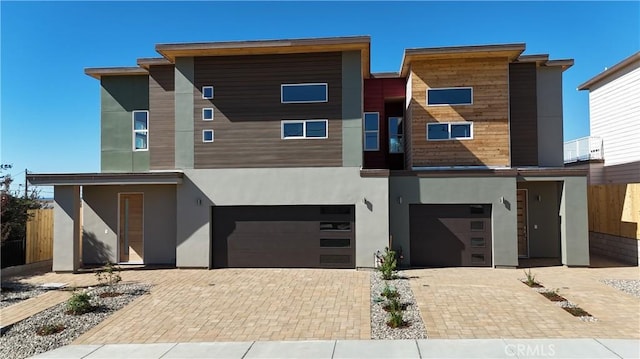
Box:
[95,262,122,294]
[380,283,399,299]
[387,310,405,328]
[66,291,93,315]
[383,297,404,312]
[523,268,538,287]
[36,323,65,336]
[377,247,397,280]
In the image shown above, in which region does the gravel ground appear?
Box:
[601,279,640,299]
[1,282,47,309]
[0,283,151,359]
[370,271,427,340]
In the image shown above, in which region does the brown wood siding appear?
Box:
[149,65,175,169]
[409,58,510,167]
[509,63,538,166]
[193,53,343,168]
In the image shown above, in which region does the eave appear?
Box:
[84,67,149,80]
[578,51,640,91]
[137,57,173,69]
[27,172,184,186]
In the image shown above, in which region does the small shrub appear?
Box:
[377,247,397,280]
[523,268,540,287]
[380,283,399,299]
[387,310,406,328]
[383,297,406,312]
[95,262,122,293]
[66,291,93,315]
[36,323,65,336]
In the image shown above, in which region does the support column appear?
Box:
[560,177,590,266]
[53,186,81,272]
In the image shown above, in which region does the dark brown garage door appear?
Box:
[410,204,492,267]
[212,205,355,268]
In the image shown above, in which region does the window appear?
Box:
[389,117,404,153]
[281,120,328,139]
[471,253,485,264]
[132,111,148,151]
[202,108,214,121]
[281,83,328,103]
[471,238,486,248]
[363,112,379,151]
[427,87,472,106]
[427,122,473,141]
[320,222,351,231]
[202,130,214,143]
[470,221,485,231]
[202,86,214,99]
[320,238,351,248]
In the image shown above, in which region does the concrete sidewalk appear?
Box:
[30,338,639,358]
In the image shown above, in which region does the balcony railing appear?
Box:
[563,136,603,163]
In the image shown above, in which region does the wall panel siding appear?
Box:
[149,65,176,169]
[409,57,510,167]
[193,52,343,168]
[509,63,538,166]
[589,63,640,166]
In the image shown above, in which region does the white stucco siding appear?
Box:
[589,64,640,166]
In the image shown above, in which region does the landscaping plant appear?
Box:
[65,291,93,315]
[381,283,399,299]
[35,323,65,336]
[95,262,122,296]
[387,309,405,328]
[377,247,397,280]
[523,268,538,287]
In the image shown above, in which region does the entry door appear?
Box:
[516,190,529,258]
[119,193,144,263]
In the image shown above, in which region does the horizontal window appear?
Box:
[281,120,328,139]
[320,222,351,231]
[470,238,486,248]
[470,221,485,231]
[281,83,327,103]
[363,112,379,151]
[427,87,472,106]
[202,86,214,99]
[132,110,149,151]
[320,238,351,248]
[471,253,485,264]
[203,108,214,121]
[427,122,473,141]
[202,130,214,143]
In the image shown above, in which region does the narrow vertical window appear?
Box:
[203,108,214,121]
[389,117,404,153]
[132,110,148,151]
[363,112,379,151]
[203,130,214,143]
[202,86,214,99]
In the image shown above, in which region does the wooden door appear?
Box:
[119,193,143,263]
[516,190,529,258]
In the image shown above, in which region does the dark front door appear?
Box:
[410,204,492,267]
[212,205,355,268]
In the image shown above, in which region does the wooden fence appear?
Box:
[588,183,640,239]
[25,208,54,263]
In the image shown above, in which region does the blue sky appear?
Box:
[1,1,639,196]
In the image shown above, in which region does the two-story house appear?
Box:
[28,36,590,272]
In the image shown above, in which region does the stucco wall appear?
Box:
[176,168,389,268]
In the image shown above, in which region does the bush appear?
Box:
[95,262,122,293]
[380,283,399,299]
[36,323,65,336]
[66,291,93,315]
[387,310,405,328]
[377,247,397,280]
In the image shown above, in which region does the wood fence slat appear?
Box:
[25,208,53,263]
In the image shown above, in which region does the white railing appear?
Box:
[563,136,603,163]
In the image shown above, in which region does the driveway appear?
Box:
[408,262,640,339]
[21,268,371,343]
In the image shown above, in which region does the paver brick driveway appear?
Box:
[23,268,371,343]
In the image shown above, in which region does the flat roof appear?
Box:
[136,57,173,69]
[27,172,184,186]
[578,51,640,90]
[84,67,149,80]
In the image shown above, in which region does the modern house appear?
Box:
[28,36,590,272]
[564,51,640,265]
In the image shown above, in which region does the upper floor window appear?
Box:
[281,83,328,103]
[363,112,379,151]
[389,117,404,153]
[203,129,214,143]
[203,108,214,121]
[132,110,148,151]
[427,87,473,106]
[427,122,473,141]
[202,86,214,99]
[282,120,328,139]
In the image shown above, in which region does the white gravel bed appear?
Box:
[601,279,640,298]
[370,271,427,339]
[1,283,47,309]
[0,283,151,359]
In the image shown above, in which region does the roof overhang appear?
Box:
[578,51,640,91]
[27,172,184,186]
[400,43,526,77]
[84,67,149,80]
[156,35,371,78]
[136,57,173,69]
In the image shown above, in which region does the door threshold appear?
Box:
[118,261,144,265]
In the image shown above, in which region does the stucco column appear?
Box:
[560,177,590,266]
[53,185,81,272]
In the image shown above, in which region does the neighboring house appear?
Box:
[28,36,590,272]
[564,52,640,265]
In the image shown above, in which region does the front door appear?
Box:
[516,189,529,258]
[118,193,144,263]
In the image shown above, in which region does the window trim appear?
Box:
[388,116,404,154]
[132,110,149,152]
[363,112,380,151]
[202,108,214,121]
[427,122,473,141]
[281,83,328,104]
[281,119,328,140]
[202,86,214,99]
[202,129,214,143]
[427,87,473,106]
